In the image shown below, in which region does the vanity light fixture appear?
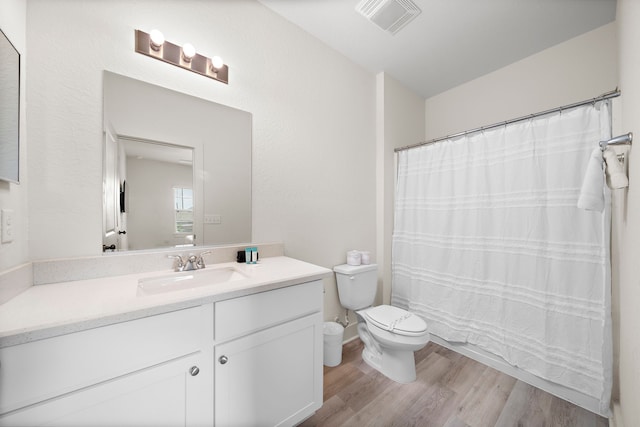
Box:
[135,29,228,84]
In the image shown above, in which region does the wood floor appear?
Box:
[300,339,608,427]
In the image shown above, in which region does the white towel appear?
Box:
[577,148,604,212]
[603,147,629,189]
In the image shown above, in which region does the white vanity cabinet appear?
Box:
[0,305,214,427]
[0,274,325,427]
[213,280,324,427]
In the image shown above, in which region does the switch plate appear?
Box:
[1,209,14,243]
[204,214,222,225]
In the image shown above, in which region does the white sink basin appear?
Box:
[137,267,248,295]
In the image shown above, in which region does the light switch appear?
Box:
[1,209,14,244]
[204,214,222,224]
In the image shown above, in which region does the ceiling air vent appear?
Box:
[355,0,421,35]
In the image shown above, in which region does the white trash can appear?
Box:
[323,321,344,367]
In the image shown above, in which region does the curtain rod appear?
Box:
[394,89,621,153]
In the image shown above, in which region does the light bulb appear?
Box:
[182,43,196,62]
[211,56,224,70]
[149,29,164,51]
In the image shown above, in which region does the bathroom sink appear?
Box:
[137,267,248,295]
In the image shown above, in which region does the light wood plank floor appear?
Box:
[301,339,608,427]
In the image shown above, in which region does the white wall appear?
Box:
[615,0,640,425]
[328,71,427,340]
[376,73,425,315]
[425,23,617,140]
[0,0,28,272]
[126,158,192,250]
[25,0,376,323]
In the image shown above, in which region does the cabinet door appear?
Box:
[0,306,202,415]
[0,352,212,427]
[215,313,322,427]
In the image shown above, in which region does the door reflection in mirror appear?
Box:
[104,135,195,251]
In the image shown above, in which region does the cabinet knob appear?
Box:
[218,355,229,365]
[189,366,200,376]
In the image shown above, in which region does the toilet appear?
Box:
[334,263,430,383]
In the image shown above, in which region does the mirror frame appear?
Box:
[0,27,20,184]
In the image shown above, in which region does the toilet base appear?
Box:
[354,307,429,384]
[361,345,418,384]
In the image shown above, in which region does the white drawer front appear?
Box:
[0,353,202,427]
[0,306,202,415]
[215,280,322,342]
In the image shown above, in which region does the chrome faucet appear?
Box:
[168,251,212,272]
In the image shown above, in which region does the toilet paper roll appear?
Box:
[347,250,361,266]
[360,251,371,265]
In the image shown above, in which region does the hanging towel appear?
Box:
[577,148,605,212]
[603,147,629,189]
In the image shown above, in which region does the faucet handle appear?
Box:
[197,251,212,269]
[168,254,185,271]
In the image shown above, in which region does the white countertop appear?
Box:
[0,256,332,348]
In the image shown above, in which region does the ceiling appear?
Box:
[120,138,193,165]
[258,0,617,99]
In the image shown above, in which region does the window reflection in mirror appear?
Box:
[174,187,194,234]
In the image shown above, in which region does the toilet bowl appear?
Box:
[356,305,429,383]
[333,264,430,383]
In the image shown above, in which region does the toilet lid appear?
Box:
[364,305,427,337]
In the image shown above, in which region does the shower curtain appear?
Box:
[392,102,612,413]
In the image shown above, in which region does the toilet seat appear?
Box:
[362,305,427,337]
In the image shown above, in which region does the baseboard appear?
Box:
[342,322,359,343]
[610,401,623,427]
[343,334,360,344]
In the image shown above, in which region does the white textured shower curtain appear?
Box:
[392,102,612,413]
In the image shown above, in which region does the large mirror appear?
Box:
[103,71,252,252]
[0,28,20,183]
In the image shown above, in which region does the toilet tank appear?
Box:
[333,264,378,310]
